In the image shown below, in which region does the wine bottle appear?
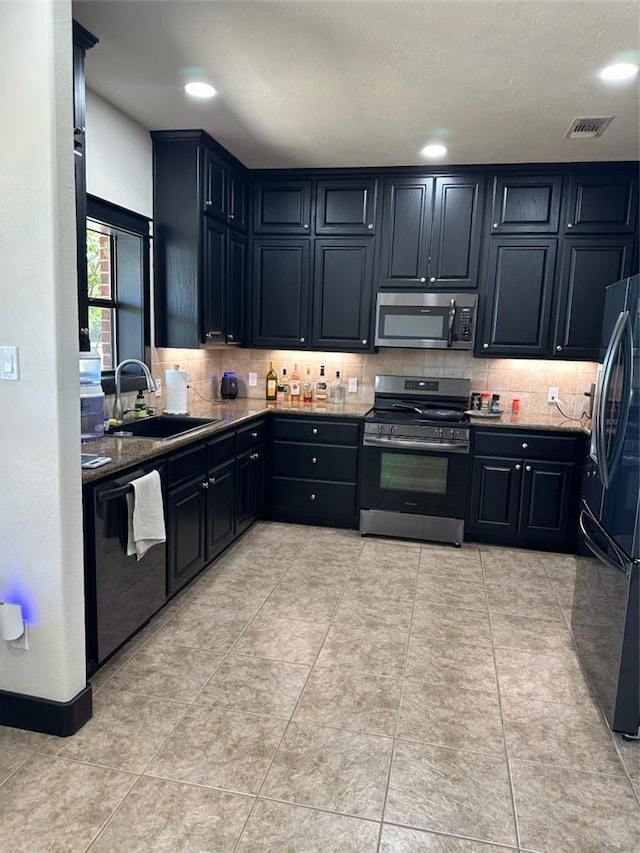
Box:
[266,361,277,401]
[302,368,313,403]
[290,364,301,402]
[316,365,328,404]
[277,367,289,403]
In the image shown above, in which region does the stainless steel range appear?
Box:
[360,374,471,546]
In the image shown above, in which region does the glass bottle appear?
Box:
[302,368,313,403]
[315,365,328,404]
[290,364,301,402]
[329,370,344,403]
[277,367,289,403]
[266,361,277,401]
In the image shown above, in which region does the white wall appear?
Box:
[0,0,86,701]
[85,89,152,217]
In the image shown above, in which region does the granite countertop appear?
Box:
[81,400,372,483]
[467,412,591,434]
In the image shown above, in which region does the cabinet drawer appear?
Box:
[167,444,206,487]
[273,442,359,482]
[473,430,579,461]
[236,419,268,453]
[273,417,360,446]
[207,431,235,470]
[271,478,357,517]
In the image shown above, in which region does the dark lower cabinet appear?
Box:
[236,446,265,536]
[466,429,583,551]
[167,474,207,595]
[206,459,236,560]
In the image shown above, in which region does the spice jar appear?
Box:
[511,397,520,414]
[480,392,491,413]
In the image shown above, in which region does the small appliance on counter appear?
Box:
[164,364,188,414]
[221,371,238,399]
[79,351,105,441]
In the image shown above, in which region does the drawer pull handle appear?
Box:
[515,464,521,471]
[310,494,316,500]
[312,428,318,434]
[312,457,317,463]
[209,477,216,484]
[251,432,258,438]
[525,465,532,472]
[202,481,209,489]
[522,442,528,449]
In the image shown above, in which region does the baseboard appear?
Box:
[0,684,92,737]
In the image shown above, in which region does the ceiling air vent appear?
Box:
[565,116,614,139]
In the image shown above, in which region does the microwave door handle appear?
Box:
[447,299,456,348]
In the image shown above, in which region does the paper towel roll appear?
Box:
[165,365,189,414]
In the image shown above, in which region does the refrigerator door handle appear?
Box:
[579,502,631,576]
[594,310,629,488]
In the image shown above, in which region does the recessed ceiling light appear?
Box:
[420,144,448,158]
[599,63,638,81]
[184,81,217,98]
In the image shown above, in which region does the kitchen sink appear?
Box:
[107,414,221,440]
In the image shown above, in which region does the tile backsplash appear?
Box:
[140,346,598,420]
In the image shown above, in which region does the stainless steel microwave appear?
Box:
[374,292,478,349]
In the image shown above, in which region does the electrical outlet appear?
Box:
[548,386,560,403]
[154,378,162,397]
[248,372,257,387]
[348,377,358,393]
[9,623,29,650]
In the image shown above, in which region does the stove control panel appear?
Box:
[364,422,470,443]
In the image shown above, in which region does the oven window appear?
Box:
[383,312,445,339]
[380,452,447,494]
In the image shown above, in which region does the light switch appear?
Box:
[0,346,19,381]
[348,377,358,393]
[248,372,257,387]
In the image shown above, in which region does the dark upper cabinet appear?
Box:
[252,239,311,348]
[152,131,248,347]
[553,237,635,359]
[477,238,557,356]
[564,172,638,234]
[311,239,374,350]
[227,168,247,231]
[379,177,433,287]
[430,175,485,288]
[315,178,378,235]
[253,181,313,234]
[202,217,226,343]
[489,174,563,234]
[72,21,98,350]
[226,230,246,344]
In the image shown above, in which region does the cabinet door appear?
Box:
[565,172,638,234]
[489,175,563,234]
[315,178,378,235]
[167,477,207,595]
[251,239,311,348]
[253,181,313,234]
[519,460,577,544]
[379,177,433,287]
[226,230,246,345]
[467,455,521,536]
[429,176,485,288]
[206,459,236,561]
[477,238,557,356]
[202,216,226,343]
[553,238,635,359]
[236,447,265,536]
[227,167,247,231]
[202,147,227,220]
[311,239,374,351]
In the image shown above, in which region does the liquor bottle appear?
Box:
[316,365,328,404]
[302,368,313,403]
[290,364,301,402]
[329,370,344,403]
[266,361,277,401]
[277,367,289,403]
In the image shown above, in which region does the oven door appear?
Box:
[360,441,469,518]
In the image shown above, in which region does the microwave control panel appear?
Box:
[455,307,474,341]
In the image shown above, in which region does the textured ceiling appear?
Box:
[72,0,640,169]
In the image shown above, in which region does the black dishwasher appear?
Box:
[83,461,167,673]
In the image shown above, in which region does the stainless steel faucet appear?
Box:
[112,359,157,423]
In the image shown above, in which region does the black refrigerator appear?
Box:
[572,274,639,737]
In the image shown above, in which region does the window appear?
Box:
[86,196,151,393]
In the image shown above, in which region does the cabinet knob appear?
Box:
[556,345,562,352]
[525,465,532,472]
[202,481,209,489]
[312,457,317,463]
[206,330,222,339]
[483,343,489,349]
[227,334,234,341]
[310,494,316,500]
[251,432,258,438]
[522,442,528,449]
[300,337,305,343]
[492,222,498,229]
[367,223,373,229]
[205,200,212,207]
[362,339,367,345]
[430,277,436,283]
[303,224,309,229]
[312,428,318,434]
[420,277,426,283]
[567,222,573,228]
[515,464,522,470]
[228,213,234,219]
[209,477,216,484]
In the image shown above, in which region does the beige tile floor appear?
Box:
[1,521,639,851]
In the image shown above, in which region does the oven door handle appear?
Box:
[363,436,469,453]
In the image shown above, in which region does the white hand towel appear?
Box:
[126,470,166,560]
